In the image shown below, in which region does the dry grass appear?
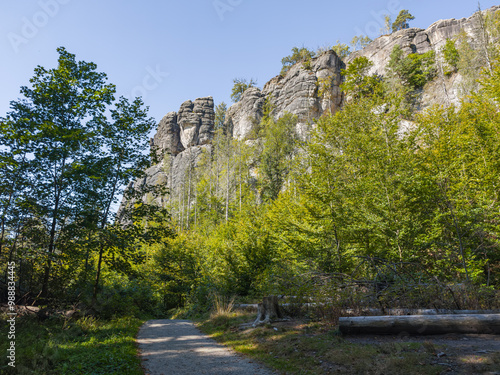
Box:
[197,312,500,375]
[210,293,235,318]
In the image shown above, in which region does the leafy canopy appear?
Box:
[281,47,316,76]
[230,78,257,103]
[392,10,415,32]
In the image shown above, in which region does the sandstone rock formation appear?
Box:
[226,49,343,140]
[121,6,500,218]
[152,97,214,160]
[121,97,215,215]
[346,6,500,108]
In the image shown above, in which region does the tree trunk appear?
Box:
[339,313,500,335]
[253,296,283,327]
[92,242,105,305]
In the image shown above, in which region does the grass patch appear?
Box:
[197,313,446,375]
[0,314,144,374]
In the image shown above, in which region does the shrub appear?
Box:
[387,45,436,90]
[441,38,460,75]
[281,47,316,76]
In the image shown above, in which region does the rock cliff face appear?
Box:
[123,97,214,211]
[346,6,500,107]
[226,50,343,140]
[152,97,214,160]
[121,7,499,214]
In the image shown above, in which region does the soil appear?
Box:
[345,333,500,374]
[137,319,276,375]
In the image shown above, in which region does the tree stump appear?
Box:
[253,296,282,327]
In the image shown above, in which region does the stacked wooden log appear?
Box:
[339,313,500,335]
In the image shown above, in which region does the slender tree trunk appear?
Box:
[0,190,14,259]
[41,195,60,297]
[187,154,192,230]
[441,185,470,283]
[92,242,105,304]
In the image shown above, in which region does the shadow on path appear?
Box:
[137,319,275,375]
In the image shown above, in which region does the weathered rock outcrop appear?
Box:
[346,6,500,107]
[121,7,500,217]
[122,97,214,212]
[226,49,343,140]
[152,97,214,160]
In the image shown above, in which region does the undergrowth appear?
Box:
[0,315,144,375]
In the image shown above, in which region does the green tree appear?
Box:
[4,47,116,297]
[2,47,160,299]
[392,10,415,32]
[341,56,383,99]
[230,78,257,103]
[260,113,298,201]
[350,35,372,51]
[331,41,351,59]
[441,38,460,75]
[281,47,316,75]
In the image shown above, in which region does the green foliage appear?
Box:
[392,9,415,32]
[0,316,144,374]
[331,41,351,59]
[341,56,383,99]
[214,101,227,131]
[259,113,298,201]
[441,38,460,75]
[281,47,316,76]
[387,45,437,90]
[0,47,166,305]
[230,78,257,103]
[383,14,392,34]
[350,35,372,51]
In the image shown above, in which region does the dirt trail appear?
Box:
[137,319,275,375]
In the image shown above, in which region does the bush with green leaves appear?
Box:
[281,47,316,75]
[441,38,460,75]
[341,56,383,99]
[231,78,257,102]
[387,45,437,90]
[332,41,351,59]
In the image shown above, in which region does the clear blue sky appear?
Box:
[1,0,499,125]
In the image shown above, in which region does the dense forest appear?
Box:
[3,7,500,321]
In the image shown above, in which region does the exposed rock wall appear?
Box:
[152,96,214,160]
[346,6,500,107]
[121,6,500,217]
[226,49,343,140]
[123,97,214,211]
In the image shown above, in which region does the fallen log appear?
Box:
[339,314,500,335]
[343,308,500,316]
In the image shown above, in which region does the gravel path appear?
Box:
[137,319,275,375]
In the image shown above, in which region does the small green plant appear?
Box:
[231,78,257,103]
[281,47,316,75]
[441,38,460,75]
[332,40,351,59]
[387,45,437,90]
